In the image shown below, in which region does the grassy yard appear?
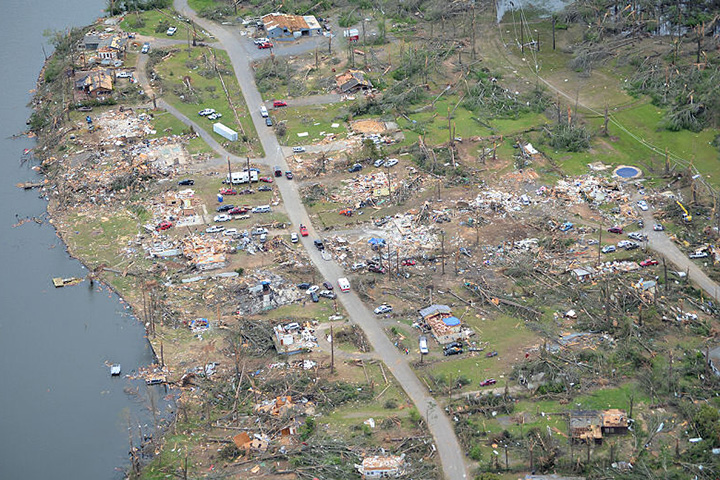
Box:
[120,10,196,42]
[272,103,349,146]
[147,110,214,156]
[153,47,262,156]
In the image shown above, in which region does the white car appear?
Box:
[251,227,268,235]
[307,285,320,294]
[223,228,238,236]
[628,232,646,241]
[637,200,649,211]
[653,223,664,231]
[198,108,215,116]
[166,26,177,36]
[689,251,709,259]
[419,336,429,354]
[292,146,306,153]
[213,214,232,222]
[208,112,222,120]
[617,240,632,249]
[290,232,299,243]
[374,304,393,315]
[205,225,225,233]
[383,158,399,167]
[115,71,133,78]
[601,245,616,254]
[374,158,385,167]
[351,262,366,271]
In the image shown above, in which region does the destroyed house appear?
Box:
[261,13,322,38]
[419,304,463,344]
[570,410,603,444]
[255,395,295,416]
[356,454,405,479]
[232,432,269,452]
[96,35,126,60]
[601,409,628,434]
[335,69,373,93]
[75,70,114,97]
[272,323,317,354]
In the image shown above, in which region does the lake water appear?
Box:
[0,1,165,479]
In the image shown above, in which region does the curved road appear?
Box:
[169,1,469,478]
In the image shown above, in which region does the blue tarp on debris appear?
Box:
[368,238,386,245]
[443,316,461,326]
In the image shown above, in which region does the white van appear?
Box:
[419,336,429,354]
[260,106,268,118]
[252,205,271,213]
[337,277,350,292]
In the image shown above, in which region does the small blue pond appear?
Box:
[616,166,640,178]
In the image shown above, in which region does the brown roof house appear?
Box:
[601,409,629,435]
[232,432,270,453]
[355,453,405,479]
[570,410,603,444]
[419,304,466,345]
[75,69,114,98]
[335,69,373,93]
[261,13,322,38]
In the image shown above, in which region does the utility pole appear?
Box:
[471,0,476,60]
[441,231,446,275]
[227,157,232,185]
[330,325,335,373]
[552,15,556,50]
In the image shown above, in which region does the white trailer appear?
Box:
[225,170,259,184]
[260,106,268,117]
[213,122,238,142]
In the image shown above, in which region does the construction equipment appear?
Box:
[339,209,353,217]
[676,200,692,222]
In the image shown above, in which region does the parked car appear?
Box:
[624,242,639,250]
[156,220,173,231]
[290,232,299,243]
[205,225,225,233]
[322,281,333,290]
[351,262,366,271]
[617,240,632,249]
[485,351,498,358]
[141,42,150,54]
[640,259,659,267]
[479,378,497,387]
[219,188,237,195]
[307,285,320,294]
[223,228,238,236]
[274,166,282,177]
[166,26,177,36]
[313,239,324,250]
[559,222,573,232]
[292,146,306,153]
[401,259,416,266]
[637,200,649,211]
[258,176,273,183]
[601,245,616,254]
[383,158,399,167]
[310,291,319,302]
[628,232,646,241]
[373,158,385,167]
[319,290,336,299]
[348,163,363,173]
[213,214,232,222]
[228,206,249,215]
[285,171,293,179]
[608,227,623,234]
[273,100,287,107]
[258,185,272,192]
[374,304,393,315]
[299,225,309,236]
[265,117,273,126]
[251,227,268,235]
[689,251,709,259]
[216,204,235,212]
[115,71,133,78]
[444,345,463,356]
[178,179,194,185]
[207,113,222,120]
[297,283,311,290]
[419,336,429,354]
[653,223,664,231]
[257,42,273,49]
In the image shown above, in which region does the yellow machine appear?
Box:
[676,200,692,222]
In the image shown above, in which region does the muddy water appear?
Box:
[0,2,166,479]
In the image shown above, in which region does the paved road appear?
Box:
[639,207,720,301]
[173,1,469,478]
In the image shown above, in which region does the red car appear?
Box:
[219,188,237,195]
[640,259,659,267]
[401,259,416,266]
[273,100,287,107]
[479,378,497,387]
[156,220,173,231]
[229,206,249,215]
[259,176,273,183]
[299,224,309,237]
[608,227,623,234]
[257,42,273,49]
[285,171,294,179]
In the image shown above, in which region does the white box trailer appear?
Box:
[337,277,350,292]
[225,170,259,184]
[213,122,238,142]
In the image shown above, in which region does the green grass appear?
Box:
[147,110,214,156]
[120,10,195,42]
[153,47,262,156]
[65,211,144,269]
[272,103,348,146]
[188,0,220,11]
